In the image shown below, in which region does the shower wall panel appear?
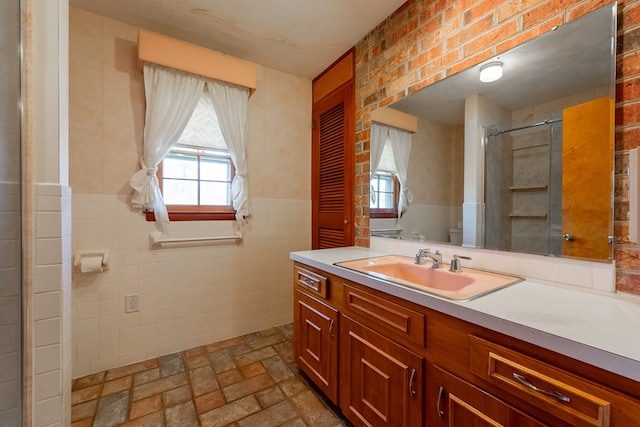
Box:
[0,0,23,425]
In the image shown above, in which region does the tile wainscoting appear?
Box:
[71,195,311,378]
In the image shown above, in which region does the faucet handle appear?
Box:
[415,248,430,265]
[449,254,471,273]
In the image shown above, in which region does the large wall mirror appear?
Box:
[370,2,616,262]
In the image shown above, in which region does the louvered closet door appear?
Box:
[312,83,354,249]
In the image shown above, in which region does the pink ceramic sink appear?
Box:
[336,255,522,301]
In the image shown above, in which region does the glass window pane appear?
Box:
[371,176,384,209]
[163,154,198,179]
[370,178,379,208]
[379,176,393,192]
[371,176,379,189]
[380,192,394,209]
[201,157,230,181]
[200,182,231,205]
[163,179,198,205]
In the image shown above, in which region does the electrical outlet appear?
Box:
[125,294,139,313]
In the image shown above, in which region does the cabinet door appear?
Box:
[294,290,339,403]
[340,315,423,427]
[429,364,549,427]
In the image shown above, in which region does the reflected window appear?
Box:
[370,171,399,218]
[371,139,400,218]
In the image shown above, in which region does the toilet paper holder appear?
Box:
[73,250,110,272]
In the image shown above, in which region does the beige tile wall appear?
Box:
[69,8,312,377]
[69,7,312,201]
[71,196,310,377]
[33,183,73,427]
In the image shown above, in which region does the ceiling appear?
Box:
[69,0,408,79]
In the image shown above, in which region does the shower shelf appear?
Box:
[509,185,548,192]
[509,214,548,219]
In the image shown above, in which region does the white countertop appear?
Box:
[290,247,640,381]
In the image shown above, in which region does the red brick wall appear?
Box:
[354,0,640,295]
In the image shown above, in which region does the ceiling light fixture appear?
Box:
[479,61,503,83]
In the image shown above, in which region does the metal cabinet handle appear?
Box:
[437,385,445,417]
[300,276,316,288]
[408,368,417,397]
[329,319,335,339]
[512,373,571,403]
[562,233,576,241]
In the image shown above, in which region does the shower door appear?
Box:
[484,114,563,257]
[0,0,23,425]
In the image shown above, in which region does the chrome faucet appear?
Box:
[415,249,443,268]
[449,254,472,273]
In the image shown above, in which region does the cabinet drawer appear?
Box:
[469,336,611,427]
[343,284,425,346]
[430,364,548,427]
[294,265,328,299]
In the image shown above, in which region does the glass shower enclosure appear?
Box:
[0,0,23,424]
[484,113,563,257]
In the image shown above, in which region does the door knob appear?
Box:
[562,233,576,241]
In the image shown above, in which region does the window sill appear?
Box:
[370,211,400,219]
[145,210,236,221]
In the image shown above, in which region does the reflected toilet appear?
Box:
[449,228,462,245]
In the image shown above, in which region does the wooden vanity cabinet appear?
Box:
[340,315,423,427]
[425,306,640,427]
[293,263,425,426]
[292,262,640,427]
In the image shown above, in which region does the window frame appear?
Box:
[370,171,400,219]
[145,146,237,222]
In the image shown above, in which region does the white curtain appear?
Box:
[206,80,250,222]
[386,125,413,219]
[370,122,386,178]
[129,63,204,223]
[370,122,413,217]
